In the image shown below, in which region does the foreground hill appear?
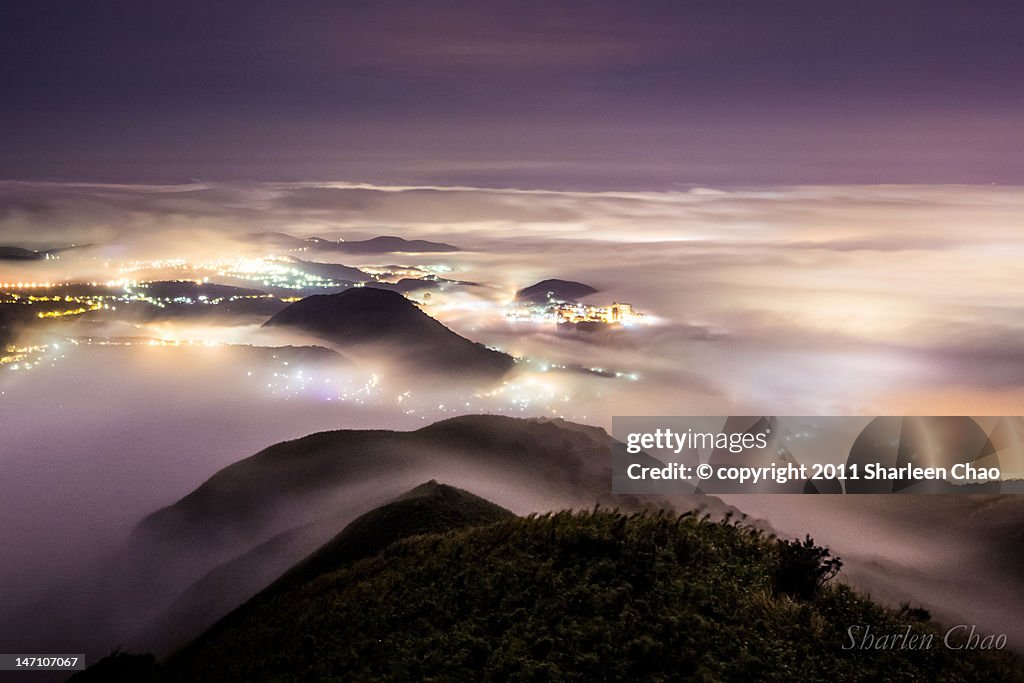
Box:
[136,481,512,653]
[262,287,514,377]
[83,500,1022,682]
[132,415,666,571]
[40,415,710,662]
[269,480,514,594]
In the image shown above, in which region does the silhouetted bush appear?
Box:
[773,534,843,600]
[899,602,933,622]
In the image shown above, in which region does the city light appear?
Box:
[506,300,646,327]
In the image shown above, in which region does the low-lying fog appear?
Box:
[2,180,1024,651]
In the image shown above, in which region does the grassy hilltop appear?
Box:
[74,485,1023,682]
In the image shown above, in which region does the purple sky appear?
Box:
[2,1,1022,187]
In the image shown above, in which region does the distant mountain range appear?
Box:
[140,281,269,300]
[366,275,476,294]
[251,232,459,254]
[0,244,88,260]
[284,257,369,284]
[335,235,460,254]
[0,245,45,260]
[516,278,598,304]
[366,277,444,293]
[262,287,514,378]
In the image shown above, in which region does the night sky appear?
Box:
[2,1,1022,187]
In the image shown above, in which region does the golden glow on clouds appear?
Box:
[2,181,1023,416]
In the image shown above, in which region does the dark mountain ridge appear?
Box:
[284,257,369,284]
[517,278,599,303]
[262,287,514,377]
[336,235,459,253]
[250,232,459,254]
[21,415,735,667]
[135,481,512,654]
[0,245,45,260]
[133,415,651,556]
[140,281,268,300]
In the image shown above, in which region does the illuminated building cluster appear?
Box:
[2,290,117,318]
[0,282,60,289]
[69,337,225,348]
[119,256,355,290]
[1,279,273,319]
[35,302,105,318]
[1,251,462,323]
[209,257,341,290]
[553,302,640,325]
[0,343,64,371]
[133,291,273,309]
[507,300,644,327]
